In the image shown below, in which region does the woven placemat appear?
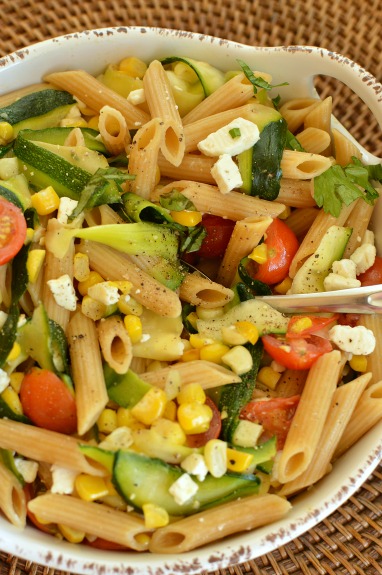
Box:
[0,1,381,574]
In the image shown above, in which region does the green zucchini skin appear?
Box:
[19,127,108,155]
[0,89,75,126]
[161,57,225,96]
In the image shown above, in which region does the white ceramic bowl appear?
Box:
[0,27,381,575]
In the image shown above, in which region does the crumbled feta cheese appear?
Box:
[180,453,209,481]
[50,465,78,494]
[127,88,146,105]
[332,259,357,279]
[14,458,38,483]
[324,273,361,291]
[57,197,79,224]
[17,314,27,328]
[197,117,260,157]
[47,274,77,311]
[329,324,376,355]
[0,311,8,330]
[362,230,375,245]
[350,243,376,275]
[211,154,243,194]
[87,281,120,306]
[0,369,10,393]
[169,473,199,505]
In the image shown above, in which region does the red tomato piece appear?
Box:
[20,368,77,434]
[186,397,222,447]
[86,538,129,550]
[262,334,332,370]
[357,256,382,286]
[0,196,27,265]
[249,218,299,285]
[287,314,339,338]
[240,395,300,449]
[196,214,235,258]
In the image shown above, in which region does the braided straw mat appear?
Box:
[0,1,381,574]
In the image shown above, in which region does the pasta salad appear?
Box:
[0,52,380,554]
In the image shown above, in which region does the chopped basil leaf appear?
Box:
[159,189,197,212]
[237,59,288,94]
[285,130,305,152]
[229,127,241,139]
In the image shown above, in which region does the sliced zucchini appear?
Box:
[104,365,152,408]
[20,127,108,155]
[161,57,225,96]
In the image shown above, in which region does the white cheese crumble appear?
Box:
[169,473,199,505]
[87,281,120,306]
[47,274,77,311]
[197,117,260,157]
[0,369,10,393]
[14,458,39,483]
[332,259,357,279]
[211,154,243,194]
[127,88,146,105]
[0,311,8,330]
[57,197,79,224]
[324,273,361,291]
[50,465,78,494]
[350,243,376,275]
[180,453,209,481]
[328,325,376,355]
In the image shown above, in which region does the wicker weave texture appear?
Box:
[0,0,381,155]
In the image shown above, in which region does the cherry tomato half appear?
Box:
[262,334,332,370]
[287,314,339,339]
[0,196,27,265]
[240,395,300,449]
[196,214,235,258]
[357,256,382,286]
[20,368,77,434]
[248,218,299,285]
[186,397,222,447]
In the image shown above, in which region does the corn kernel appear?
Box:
[77,271,105,296]
[10,372,24,393]
[274,276,293,294]
[58,524,85,543]
[119,57,147,78]
[31,186,60,215]
[195,307,224,320]
[162,400,177,421]
[170,210,202,227]
[97,408,118,434]
[1,387,23,415]
[0,121,14,144]
[278,206,292,220]
[131,387,167,425]
[6,342,21,363]
[87,115,100,130]
[185,311,198,330]
[111,280,132,294]
[116,407,146,430]
[73,253,90,282]
[257,366,282,390]
[118,294,143,316]
[75,474,109,502]
[151,418,186,445]
[181,348,200,362]
[235,321,259,345]
[25,228,35,244]
[189,333,215,349]
[26,249,45,283]
[248,243,268,264]
[177,402,212,434]
[288,316,313,334]
[204,439,227,477]
[177,383,206,405]
[142,503,169,529]
[81,295,107,321]
[221,345,253,375]
[349,355,368,372]
[200,342,230,364]
[124,314,143,344]
[134,533,151,548]
[226,447,254,473]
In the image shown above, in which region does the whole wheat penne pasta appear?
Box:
[67,309,109,436]
[280,150,333,179]
[285,207,319,240]
[217,217,273,287]
[64,126,86,147]
[0,419,106,475]
[77,242,182,318]
[277,179,316,208]
[279,373,371,496]
[44,70,150,128]
[333,380,382,460]
[158,152,216,184]
[0,461,26,528]
[296,127,331,155]
[143,60,185,166]
[358,315,382,385]
[140,360,241,388]
[333,128,362,166]
[98,105,131,155]
[275,369,308,397]
[149,494,291,553]
[28,493,150,551]
[304,97,332,134]
[151,180,286,220]
[277,350,342,484]
[343,198,374,258]
[179,272,234,308]
[97,315,133,374]
[279,97,321,133]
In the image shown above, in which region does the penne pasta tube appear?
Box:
[0,461,26,528]
[127,118,165,198]
[98,105,131,155]
[277,350,342,484]
[217,216,272,287]
[149,494,291,553]
[332,128,362,166]
[97,315,133,374]
[285,207,319,241]
[143,60,185,166]
[140,360,241,388]
[275,369,308,397]
[304,96,332,134]
[158,152,216,184]
[0,419,107,475]
[67,309,109,436]
[28,493,151,551]
[279,373,371,496]
[343,198,374,257]
[179,272,234,308]
[333,380,382,459]
[64,126,86,147]
[279,98,321,133]
[358,315,382,385]
[152,180,286,220]
[296,127,331,155]
[44,70,150,128]
[277,179,316,208]
[280,150,333,179]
